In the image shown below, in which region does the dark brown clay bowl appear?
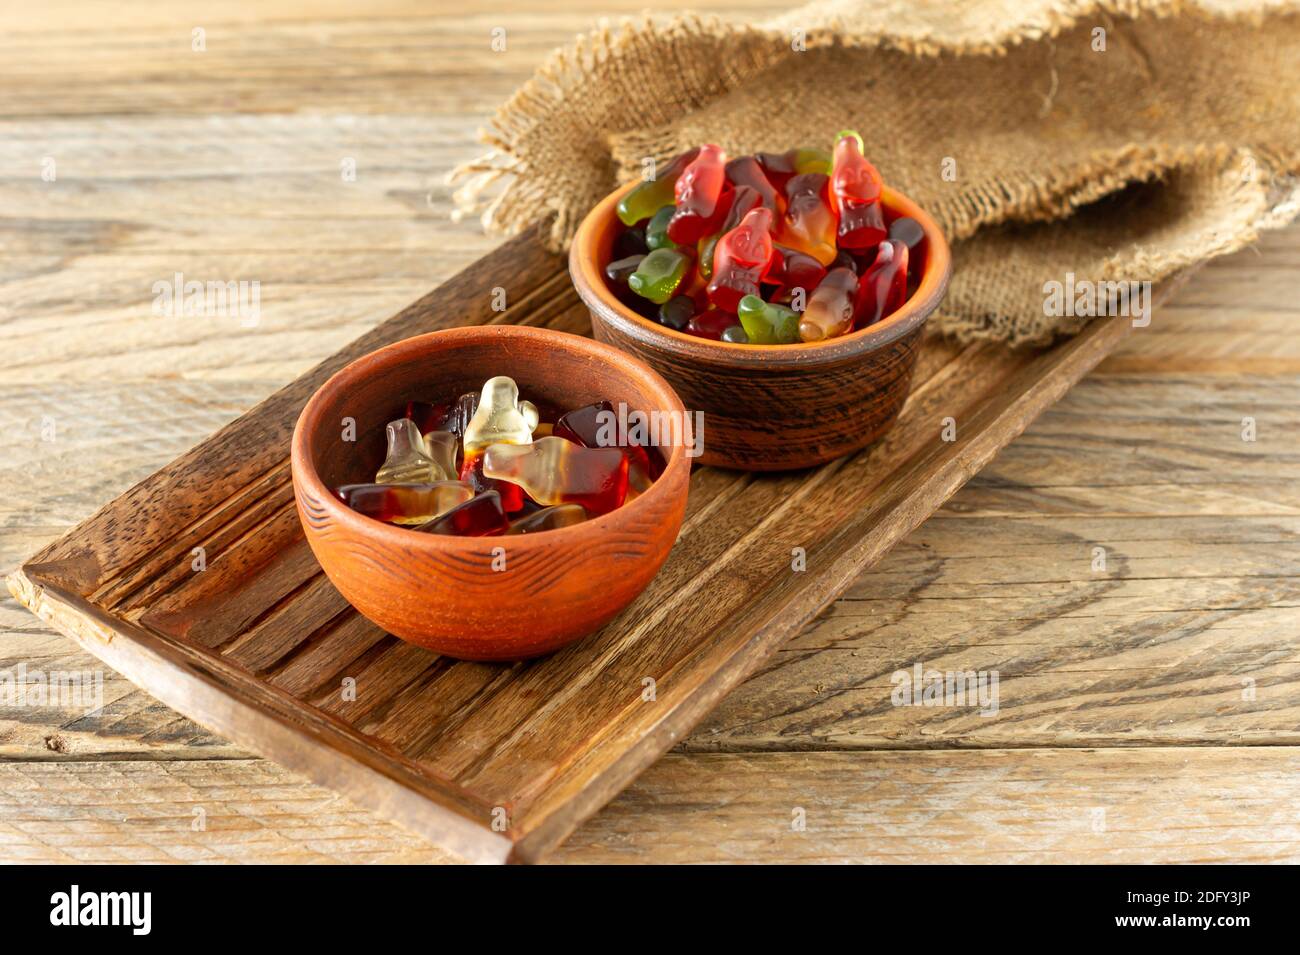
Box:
[571,180,952,471]
[291,325,691,661]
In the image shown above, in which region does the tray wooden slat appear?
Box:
[9,226,1165,863]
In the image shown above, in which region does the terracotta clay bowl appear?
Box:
[291,325,691,661]
[571,180,952,471]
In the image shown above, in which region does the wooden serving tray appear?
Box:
[8,228,1165,863]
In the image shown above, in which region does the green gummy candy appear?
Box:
[645,205,678,250]
[721,325,749,344]
[738,294,801,344]
[617,177,675,227]
[794,147,832,176]
[698,233,719,278]
[835,129,865,152]
[628,249,689,305]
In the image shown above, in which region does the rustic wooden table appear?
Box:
[2,1,1297,864]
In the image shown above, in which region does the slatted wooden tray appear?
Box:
[8,228,1167,863]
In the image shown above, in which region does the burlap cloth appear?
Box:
[451,0,1300,347]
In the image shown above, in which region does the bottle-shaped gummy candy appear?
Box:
[416,490,511,537]
[754,147,831,190]
[667,144,732,245]
[798,267,859,342]
[376,418,451,484]
[483,436,629,516]
[335,480,475,525]
[616,148,700,227]
[706,207,775,313]
[779,173,838,266]
[424,430,459,481]
[628,248,691,304]
[697,185,761,279]
[462,376,539,457]
[830,130,886,251]
[853,239,910,328]
[737,294,800,345]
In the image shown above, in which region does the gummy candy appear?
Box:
[605,136,920,343]
[417,490,511,537]
[376,418,452,484]
[404,400,445,436]
[483,436,629,515]
[779,173,838,266]
[645,205,678,251]
[686,308,737,341]
[854,239,909,329]
[424,430,459,480]
[628,248,690,304]
[459,452,526,513]
[612,223,649,259]
[605,254,644,287]
[554,400,660,486]
[837,199,887,254]
[617,148,700,226]
[888,216,925,252]
[552,399,614,448]
[832,249,861,274]
[698,185,762,280]
[830,131,885,252]
[335,378,658,532]
[706,207,775,313]
[463,376,538,457]
[408,393,476,437]
[799,267,858,342]
[507,503,588,534]
[667,145,732,245]
[768,244,827,302]
[725,156,781,213]
[755,147,831,190]
[658,295,695,330]
[334,481,476,526]
[737,294,800,344]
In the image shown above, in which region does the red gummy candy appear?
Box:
[555,399,658,483]
[831,134,883,204]
[553,400,613,448]
[768,243,828,302]
[416,490,510,537]
[668,144,732,244]
[459,452,526,513]
[407,392,477,437]
[831,135,886,251]
[707,207,775,313]
[853,239,910,328]
[725,156,781,214]
[686,308,736,341]
[698,185,761,279]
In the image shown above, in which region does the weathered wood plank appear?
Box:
[1,0,1297,865]
[2,748,1296,864]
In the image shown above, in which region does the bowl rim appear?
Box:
[570,179,953,370]
[290,324,691,556]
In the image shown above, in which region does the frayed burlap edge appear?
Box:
[940,149,1300,346]
[448,0,1300,347]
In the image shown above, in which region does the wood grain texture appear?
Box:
[1,0,1297,865]
[10,234,1160,861]
[4,748,1297,864]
